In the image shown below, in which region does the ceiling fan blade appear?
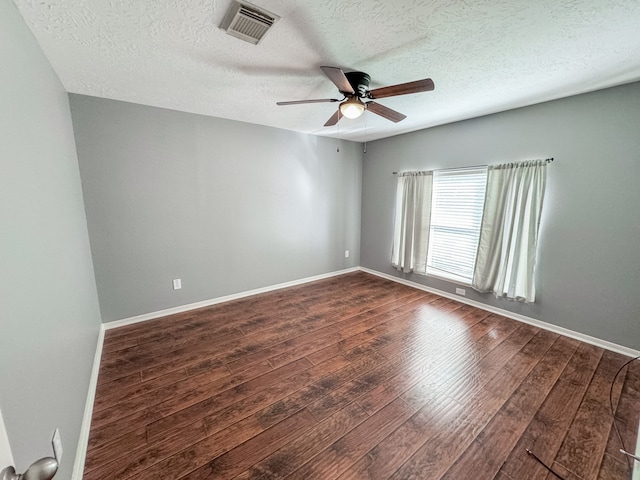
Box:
[277,98,340,106]
[320,66,355,95]
[324,108,343,127]
[369,78,434,99]
[366,101,407,123]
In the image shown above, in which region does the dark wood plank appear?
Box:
[285,397,420,479]
[606,360,640,463]
[84,427,147,474]
[145,354,348,442]
[234,402,369,479]
[133,395,320,479]
[90,359,269,432]
[552,350,631,479]
[386,330,559,480]
[93,368,188,413]
[598,452,630,480]
[338,325,541,479]
[83,272,640,480]
[178,409,317,479]
[338,393,460,479]
[499,342,603,479]
[356,316,528,415]
[84,419,208,480]
[439,335,578,480]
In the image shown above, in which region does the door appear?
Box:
[0,406,13,471]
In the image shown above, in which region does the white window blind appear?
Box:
[427,167,488,283]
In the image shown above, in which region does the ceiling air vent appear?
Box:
[221,1,280,45]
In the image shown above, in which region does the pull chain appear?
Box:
[363,106,368,153]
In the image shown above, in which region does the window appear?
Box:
[426,167,487,284]
[392,160,546,302]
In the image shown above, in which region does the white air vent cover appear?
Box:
[221,1,280,45]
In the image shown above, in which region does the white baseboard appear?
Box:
[359,267,640,358]
[104,267,360,330]
[72,324,105,480]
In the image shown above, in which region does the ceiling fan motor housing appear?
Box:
[345,71,371,97]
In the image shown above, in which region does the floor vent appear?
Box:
[221,1,280,45]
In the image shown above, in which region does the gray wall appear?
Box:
[0,1,102,478]
[361,81,640,351]
[70,95,363,323]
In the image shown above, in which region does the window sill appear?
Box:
[424,267,472,287]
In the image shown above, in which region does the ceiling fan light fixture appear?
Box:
[340,97,365,119]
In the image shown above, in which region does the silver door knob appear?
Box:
[1,457,58,480]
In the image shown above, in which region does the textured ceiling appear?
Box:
[13,0,640,142]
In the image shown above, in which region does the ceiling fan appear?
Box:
[276,66,434,127]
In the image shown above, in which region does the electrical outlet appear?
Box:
[345,250,350,258]
[52,428,63,463]
[173,279,182,290]
[455,288,466,296]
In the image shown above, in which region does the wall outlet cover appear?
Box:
[173,279,182,290]
[455,288,466,296]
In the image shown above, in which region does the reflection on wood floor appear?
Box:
[84,272,640,480]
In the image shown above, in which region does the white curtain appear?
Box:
[472,160,546,302]
[391,172,433,274]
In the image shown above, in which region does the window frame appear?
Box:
[425,166,488,285]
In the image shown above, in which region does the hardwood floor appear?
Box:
[84,272,640,480]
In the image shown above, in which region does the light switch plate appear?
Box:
[52,428,63,463]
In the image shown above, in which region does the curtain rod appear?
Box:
[392,157,554,175]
